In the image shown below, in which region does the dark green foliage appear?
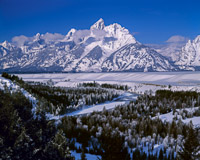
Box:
[156,90,200,107]
[46,129,72,159]
[78,81,129,91]
[135,90,200,118]
[0,88,73,159]
[2,72,24,84]
[158,149,164,160]
[58,90,200,159]
[81,149,87,160]
[178,126,200,160]
[2,73,120,115]
[78,81,100,88]
[132,149,155,160]
[99,133,130,160]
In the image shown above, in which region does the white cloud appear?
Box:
[166,35,189,43]
[12,35,32,47]
[92,29,107,39]
[12,33,65,46]
[73,30,91,43]
[41,33,65,42]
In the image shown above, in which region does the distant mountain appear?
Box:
[175,35,200,71]
[0,19,178,72]
[147,35,189,62]
[102,43,174,72]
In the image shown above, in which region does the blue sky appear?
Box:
[0,0,200,44]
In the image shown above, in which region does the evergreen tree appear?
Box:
[158,149,164,160]
[81,149,87,160]
[14,127,33,159]
[178,126,200,160]
[47,129,72,159]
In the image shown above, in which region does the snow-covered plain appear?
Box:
[16,71,200,93]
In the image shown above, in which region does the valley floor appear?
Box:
[16,71,200,94]
[1,72,200,159]
[14,72,200,127]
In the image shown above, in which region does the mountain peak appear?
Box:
[175,35,200,68]
[194,35,200,43]
[90,18,105,30]
[65,28,76,40]
[2,40,8,46]
[1,40,12,49]
[34,33,41,41]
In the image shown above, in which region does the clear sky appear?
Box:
[0,0,200,44]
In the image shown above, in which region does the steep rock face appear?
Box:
[175,35,200,70]
[0,19,175,72]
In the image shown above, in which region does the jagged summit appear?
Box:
[194,35,200,43]
[1,40,14,50]
[90,18,105,30]
[175,35,200,70]
[65,28,76,40]
[33,33,41,42]
[1,41,9,48]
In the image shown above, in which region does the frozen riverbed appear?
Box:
[48,92,138,118]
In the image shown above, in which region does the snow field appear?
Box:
[16,72,200,94]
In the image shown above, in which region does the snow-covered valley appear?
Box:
[1,72,200,159]
[14,72,200,126]
[17,71,200,93]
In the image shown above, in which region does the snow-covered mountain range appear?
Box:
[0,19,199,72]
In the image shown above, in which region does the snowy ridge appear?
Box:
[0,19,176,72]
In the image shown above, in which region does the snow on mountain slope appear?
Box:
[102,43,175,72]
[0,19,175,72]
[102,22,136,51]
[147,43,184,62]
[75,45,106,72]
[90,18,105,30]
[175,35,200,70]
[147,35,189,62]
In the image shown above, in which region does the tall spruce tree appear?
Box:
[178,125,200,160]
[81,149,87,160]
